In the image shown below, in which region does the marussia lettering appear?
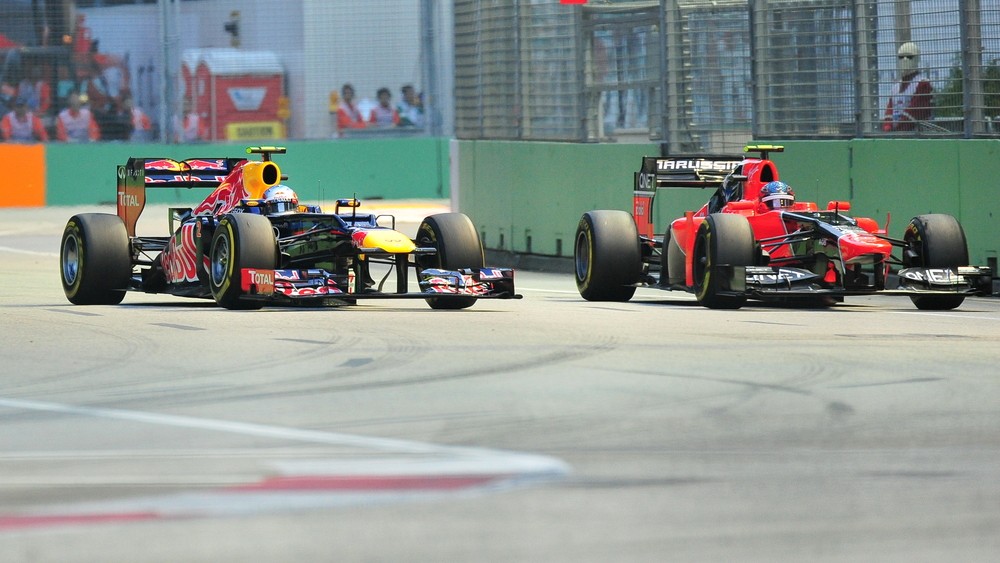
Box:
[657,159,740,171]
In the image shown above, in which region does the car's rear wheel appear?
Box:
[903,214,968,310]
[209,213,277,310]
[574,210,641,301]
[416,213,484,310]
[693,213,754,309]
[60,213,131,305]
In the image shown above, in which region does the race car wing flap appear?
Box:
[116,157,243,237]
[633,155,742,238]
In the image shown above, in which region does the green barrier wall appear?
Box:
[456,139,1000,268]
[45,138,450,206]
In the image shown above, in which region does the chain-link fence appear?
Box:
[2,1,997,148]
[0,0,451,143]
[454,0,1000,152]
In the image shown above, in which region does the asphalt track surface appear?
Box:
[1,204,999,562]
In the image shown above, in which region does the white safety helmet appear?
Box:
[897,42,920,76]
[262,185,299,215]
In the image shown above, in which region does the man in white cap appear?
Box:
[882,42,933,132]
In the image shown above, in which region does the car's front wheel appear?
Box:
[692,213,754,309]
[209,213,277,310]
[415,213,484,310]
[903,214,968,310]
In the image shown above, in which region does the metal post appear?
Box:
[961,0,983,137]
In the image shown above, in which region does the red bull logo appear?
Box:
[194,166,249,216]
[161,223,200,283]
[184,159,228,170]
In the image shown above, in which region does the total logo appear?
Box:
[241,268,276,295]
[118,192,141,207]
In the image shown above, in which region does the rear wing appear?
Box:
[632,145,785,238]
[116,157,244,237]
[633,155,741,238]
[116,147,285,237]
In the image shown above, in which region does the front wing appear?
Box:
[238,267,521,303]
[698,265,993,299]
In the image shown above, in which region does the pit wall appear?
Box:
[1,137,450,207]
[453,139,1000,268]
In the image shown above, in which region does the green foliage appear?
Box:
[935,58,1000,118]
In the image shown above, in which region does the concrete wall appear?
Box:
[0,138,448,207]
[455,139,1000,268]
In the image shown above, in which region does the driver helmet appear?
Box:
[897,42,920,76]
[759,181,795,210]
[262,185,299,215]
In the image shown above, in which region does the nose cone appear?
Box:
[839,232,892,264]
[355,229,416,253]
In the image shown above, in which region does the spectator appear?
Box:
[335,83,366,133]
[1,96,49,142]
[883,42,933,132]
[368,87,400,127]
[0,80,16,109]
[17,66,52,115]
[397,84,424,127]
[124,95,152,142]
[173,98,207,142]
[56,92,101,142]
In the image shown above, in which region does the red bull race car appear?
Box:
[574,144,992,310]
[60,147,520,310]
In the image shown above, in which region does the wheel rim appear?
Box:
[62,234,80,285]
[574,230,590,281]
[211,235,231,287]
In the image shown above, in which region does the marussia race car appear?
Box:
[574,144,993,310]
[60,146,520,310]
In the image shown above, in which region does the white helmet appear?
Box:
[897,42,920,76]
[262,185,299,215]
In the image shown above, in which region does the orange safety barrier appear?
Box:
[1,144,46,207]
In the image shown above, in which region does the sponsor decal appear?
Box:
[900,268,964,285]
[747,267,816,285]
[185,159,228,170]
[227,87,267,111]
[161,223,200,283]
[117,192,141,208]
[480,268,503,280]
[144,159,183,171]
[193,167,249,216]
[241,269,276,295]
[656,159,741,172]
[226,121,283,141]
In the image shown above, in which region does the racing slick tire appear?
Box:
[693,213,754,309]
[659,228,686,288]
[416,213,484,310]
[903,214,968,310]
[60,213,131,305]
[209,213,278,310]
[574,210,642,302]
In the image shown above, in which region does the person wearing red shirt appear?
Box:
[124,95,152,141]
[368,87,400,127]
[335,83,367,134]
[883,42,933,132]
[1,96,49,142]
